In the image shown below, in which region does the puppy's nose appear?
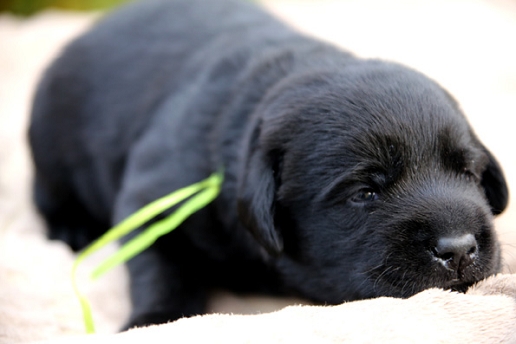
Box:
[432,234,477,272]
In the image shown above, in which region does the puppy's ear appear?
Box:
[481,149,509,215]
[237,121,283,255]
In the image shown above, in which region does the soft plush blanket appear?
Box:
[1,1,515,343]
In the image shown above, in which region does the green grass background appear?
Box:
[0,0,131,15]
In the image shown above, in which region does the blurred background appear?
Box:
[0,0,129,15]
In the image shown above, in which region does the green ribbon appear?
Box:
[71,170,223,333]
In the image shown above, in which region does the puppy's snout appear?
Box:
[432,234,478,272]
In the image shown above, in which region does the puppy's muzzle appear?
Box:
[431,234,478,273]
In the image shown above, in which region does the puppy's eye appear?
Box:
[351,189,378,204]
[462,169,479,183]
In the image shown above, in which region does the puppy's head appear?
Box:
[237,60,508,303]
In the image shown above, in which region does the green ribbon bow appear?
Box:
[71,170,223,333]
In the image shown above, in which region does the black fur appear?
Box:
[28,0,508,329]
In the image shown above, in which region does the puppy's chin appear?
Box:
[274,248,500,304]
[376,253,500,298]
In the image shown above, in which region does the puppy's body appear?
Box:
[29,0,508,329]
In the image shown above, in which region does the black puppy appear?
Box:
[29,0,508,329]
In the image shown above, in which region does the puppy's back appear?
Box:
[28,0,300,220]
[30,0,293,149]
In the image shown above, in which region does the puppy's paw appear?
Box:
[122,311,184,331]
[47,222,100,252]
